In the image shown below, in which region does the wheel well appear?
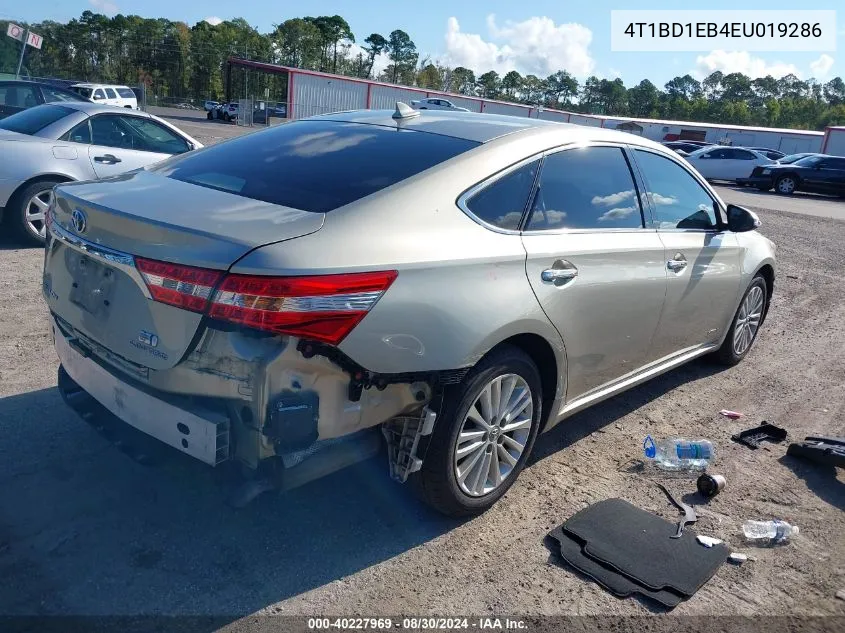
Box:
[776,172,800,184]
[489,333,559,430]
[756,264,775,322]
[9,174,74,205]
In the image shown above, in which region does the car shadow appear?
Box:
[0,386,461,622]
[778,453,845,512]
[529,358,726,465]
[0,232,37,251]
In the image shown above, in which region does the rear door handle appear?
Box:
[667,253,688,272]
[541,267,578,283]
[94,154,121,164]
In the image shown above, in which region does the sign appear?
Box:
[6,22,24,42]
[26,31,43,49]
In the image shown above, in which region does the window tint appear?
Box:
[526,147,643,231]
[73,87,93,98]
[733,149,757,160]
[0,104,73,135]
[821,158,845,170]
[635,150,718,230]
[117,88,135,98]
[0,84,38,108]
[156,120,480,213]
[93,89,105,100]
[105,88,117,99]
[63,120,91,144]
[465,160,539,230]
[42,85,84,103]
[91,115,190,154]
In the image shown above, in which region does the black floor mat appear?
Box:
[559,498,729,596]
[548,526,685,608]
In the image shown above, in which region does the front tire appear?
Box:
[413,346,542,517]
[776,175,797,195]
[713,275,768,366]
[9,179,60,246]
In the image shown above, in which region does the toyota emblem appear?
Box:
[71,208,87,233]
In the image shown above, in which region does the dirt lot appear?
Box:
[1,193,844,625]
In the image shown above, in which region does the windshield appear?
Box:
[72,87,93,98]
[156,120,480,213]
[0,104,73,135]
[778,154,807,164]
[793,155,824,167]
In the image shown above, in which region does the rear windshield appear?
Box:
[117,88,135,98]
[0,104,73,135]
[155,120,480,213]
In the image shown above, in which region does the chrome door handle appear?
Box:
[94,154,121,164]
[667,253,688,272]
[541,268,578,282]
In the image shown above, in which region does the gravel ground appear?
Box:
[0,199,844,626]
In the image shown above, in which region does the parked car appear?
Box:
[204,100,219,112]
[683,146,772,182]
[747,147,785,161]
[0,80,87,120]
[741,154,845,195]
[209,102,238,122]
[69,83,139,109]
[410,97,470,112]
[775,152,817,165]
[43,106,774,517]
[662,141,712,154]
[0,102,201,244]
[736,153,819,186]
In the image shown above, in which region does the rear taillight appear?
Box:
[136,257,223,312]
[136,257,397,346]
[209,270,397,345]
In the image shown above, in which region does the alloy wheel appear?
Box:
[25,188,52,240]
[777,177,795,194]
[454,373,533,497]
[733,285,765,356]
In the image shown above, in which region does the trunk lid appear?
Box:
[44,169,324,370]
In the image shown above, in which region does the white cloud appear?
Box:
[694,50,799,79]
[345,41,391,78]
[444,15,595,78]
[89,0,118,16]
[810,54,834,79]
[204,16,223,26]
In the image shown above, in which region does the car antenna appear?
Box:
[392,101,420,120]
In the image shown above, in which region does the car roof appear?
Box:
[311,108,594,144]
[71,83,131,89]
[37,101,146,116]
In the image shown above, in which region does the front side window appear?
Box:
[526,146,643,231]
[90,115,190,154]
[820,158,845,170]
[155,120,480,212]
[464,160,539,230]
[93,89,105,100]
[634,150,719,231]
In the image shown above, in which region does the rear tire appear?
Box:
[713,275,768,366]
[8,179,60,246]
[412,346,542,517]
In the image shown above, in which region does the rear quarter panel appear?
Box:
[0,139,94,206]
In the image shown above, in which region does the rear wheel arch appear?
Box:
[8,173,75,209]
[479,333,562,431]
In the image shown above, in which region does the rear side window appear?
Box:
[156,120,480,213]
[117,88,135,98]
[526,147,643,230]
[464,160,539,230]
[0,104,73,135]
[105,88,117,99]
[822,158,845,170]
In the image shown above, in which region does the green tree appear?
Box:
[627,79,660,117]
[387,29,417,84]
[450,66,476,95]
[361,33,387,78]
[544,70,578,107]
[475,70,500,98]
[500,70,523,99]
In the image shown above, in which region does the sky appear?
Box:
[0,0,842,87]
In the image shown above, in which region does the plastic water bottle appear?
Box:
[742,520,799,543]
[643,435,714,471]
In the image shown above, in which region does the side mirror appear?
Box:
[726,204,761,232]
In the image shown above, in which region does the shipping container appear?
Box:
[821,126,845,156]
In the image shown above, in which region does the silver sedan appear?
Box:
[0,101,201,244]
[44,106,775,516]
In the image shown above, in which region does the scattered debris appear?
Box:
[731,422,788,449]
[697,535,723,548]
[657,483,697,538]
[742,520,799,544]
[787,436,845,468]
[644,435,714,471]
[728,553,749,564]
[719,409,743,420]
[697,473,726,499]
[786,274,799,280]
[836,589,845,601]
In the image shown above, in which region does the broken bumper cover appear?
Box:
[54,318,230,466]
